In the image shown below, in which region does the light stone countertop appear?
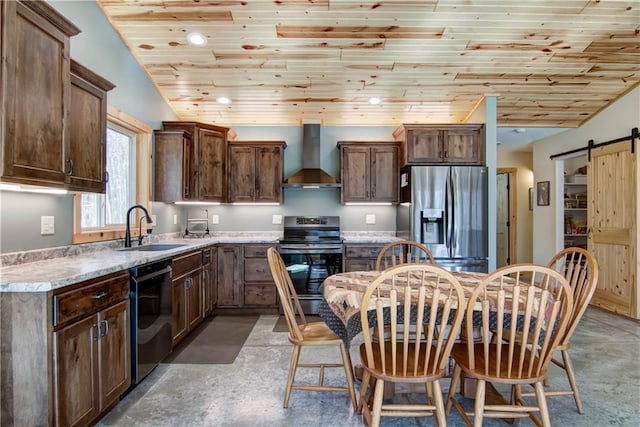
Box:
[0,234,279,293]
[341,231,401,244]
[0,231,400,293]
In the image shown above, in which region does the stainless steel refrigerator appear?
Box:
[396,165,488,272]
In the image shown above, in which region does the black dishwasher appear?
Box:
[129,258,173,386]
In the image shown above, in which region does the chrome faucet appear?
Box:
[125,204,152,247]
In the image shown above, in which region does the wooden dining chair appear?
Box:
[358,264,467,427]
[445,264,574,427]
[375,240,435,271]
[266,247,357,410]
[514,247,599,416]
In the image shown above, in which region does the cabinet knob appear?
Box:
[65,159,74,176]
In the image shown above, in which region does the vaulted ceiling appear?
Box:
[96,0,639,128]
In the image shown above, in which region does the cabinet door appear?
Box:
[370,145,399,203]
[198,128,226,201]
[98,300,130,410]
[217,245,242,307]
[1,1,75,185]
[341,145,371,202]
[53,314,100,427]
[202,246,217,315]
[186,271,203,330]
[255,145,283,203]
[406,128,443,163]
[171,278,188,345]
[67,62,113,193]
[228,145,256,202]
[443,128,481,163]
[153,130,192,202]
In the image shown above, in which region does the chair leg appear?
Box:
[561,349,584,413]
[339,342,358,410]
[371,378,385,427]
[534,381,552,427]
[426,382,434,404]
[473,379,486,427]
[445,363,462,413]
[358,370,371,414]
[432,380,446,427]
[283,344,301,408]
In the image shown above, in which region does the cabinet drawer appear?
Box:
[172,251,201,277]
[344,244,383,259]
[244,284,277,306]
[244,244,270,258]
[53,271,129,327]
[244,258,272,283]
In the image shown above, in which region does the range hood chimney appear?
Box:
[283,124,341,188]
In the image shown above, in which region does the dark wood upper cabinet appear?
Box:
[1,1,114,193]
[154,130,193,202]
[393,124,483,166]
[338,141,399,204]
[227,141,286,204]
[156,121,229,203]
[0,0,80,187]
[67,60,115,193]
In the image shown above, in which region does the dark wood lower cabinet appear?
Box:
[53,300,129,427]
[343,243,385,272]
[214,243,278,313]
[216,244,242,307]
[52,272,130,427]
[202,246,217,316]
[243,245,277,307]
[171,251,203,347]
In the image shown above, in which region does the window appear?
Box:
[81,125,135,229]
[73,107,152,244]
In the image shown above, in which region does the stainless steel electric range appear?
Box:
[277,216,342,314]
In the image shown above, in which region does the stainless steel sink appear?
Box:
[118,243,188,252]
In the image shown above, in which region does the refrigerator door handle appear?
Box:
[445,169,453,257]
[450,168,457,252]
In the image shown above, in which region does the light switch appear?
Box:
[41,216,55,235]
[272,214,283,225]
[365,214,376,225]
[211,214,219,225]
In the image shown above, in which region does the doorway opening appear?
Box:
[496,168,517,268]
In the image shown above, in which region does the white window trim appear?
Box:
[72,106,153,244]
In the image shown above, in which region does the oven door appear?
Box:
[278,247,342,315]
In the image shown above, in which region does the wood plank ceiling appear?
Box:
[96,0,640,128]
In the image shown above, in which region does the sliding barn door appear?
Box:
[588,141,638,319]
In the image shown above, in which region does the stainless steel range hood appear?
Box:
[283,124,341,188]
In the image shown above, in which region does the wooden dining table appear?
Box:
[318,269,489,347]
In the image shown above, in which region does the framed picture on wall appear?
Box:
[537,181,550,206]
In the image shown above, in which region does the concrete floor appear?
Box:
[98,308,639,426]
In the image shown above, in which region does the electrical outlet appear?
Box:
[41,216,55,235]
[272,214,282,225]
[173,214,178,225]
[365,214,376,225]
[211,214,219,225]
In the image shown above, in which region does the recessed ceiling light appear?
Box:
[216,96,231,105]
[186,32,207,47]
[369,97,382,105]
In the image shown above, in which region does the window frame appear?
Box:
[72,106,153,244]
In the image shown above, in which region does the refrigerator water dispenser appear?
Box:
[421,209,444,244]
